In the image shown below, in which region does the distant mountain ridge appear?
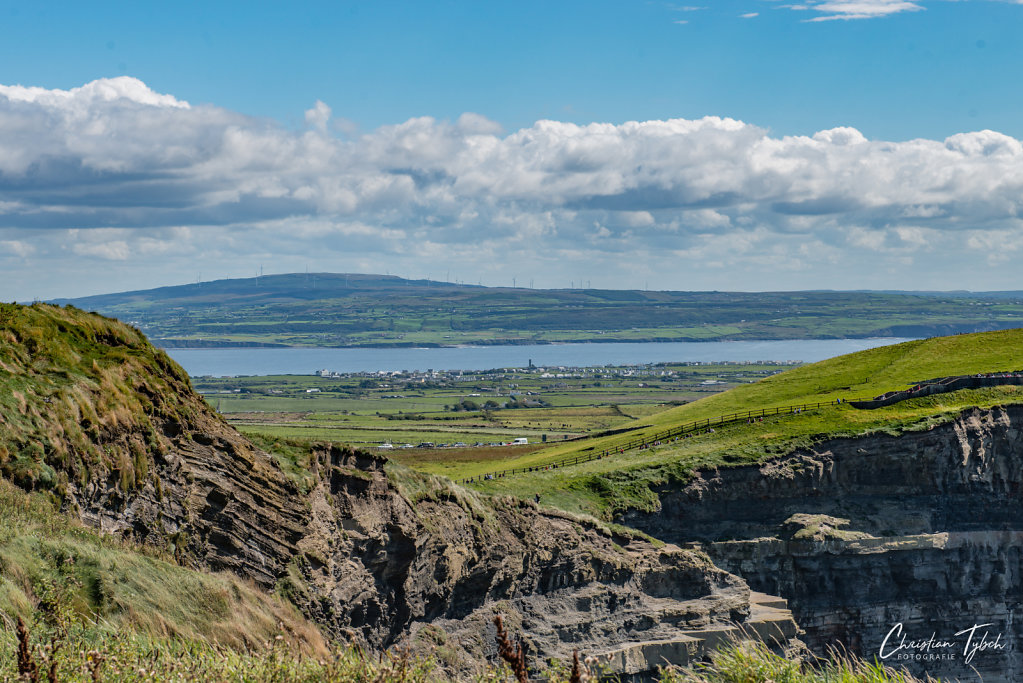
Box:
[53,272,1023,307]
[50,273,1023,348]
[52,272,479,307]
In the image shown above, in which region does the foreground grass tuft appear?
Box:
[0,478,326,659]
[663,640,935,683]
[3,619,440,683]
[1,616,935,682]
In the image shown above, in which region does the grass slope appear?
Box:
[0,478,326,656]
[461,329,1023,516]
[0,302,204,493]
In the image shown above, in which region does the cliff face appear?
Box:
[620,405,1023,682]
[293,447,783,671]
[67,423,779,675]
[63,401,791,676]
[0,304,798,677]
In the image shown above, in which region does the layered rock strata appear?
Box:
[52,382,794,676]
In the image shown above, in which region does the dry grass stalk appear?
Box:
[493,614,529,683]
[16,617,39,683]
[569,650,582,683]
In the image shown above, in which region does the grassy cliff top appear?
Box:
[578,328,1022,443]
[0,302,203,492]
[461,329,1023,515]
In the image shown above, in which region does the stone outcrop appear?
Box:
[65,421,796,676]
[620,405,1023,682]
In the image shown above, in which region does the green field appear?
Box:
[193,363,787,454]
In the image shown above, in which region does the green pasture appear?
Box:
[235,422,578,448]
[469,385,1023,518]
[195,363,780,455]
[441,329,1023,516]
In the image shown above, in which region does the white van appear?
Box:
[510,437,528,445]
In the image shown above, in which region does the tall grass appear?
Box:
[0,478,325,661]
[2,619,439,682]
[2,612,933,683]
[662,640,937,683]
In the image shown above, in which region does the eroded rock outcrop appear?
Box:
[621,406,1023,682]
[66,427,793,676]
[292,446,799,673]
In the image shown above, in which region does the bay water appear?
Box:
[166,338,916,377]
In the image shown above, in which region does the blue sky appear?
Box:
[4,0,1020,140]
[2,0,1023,299]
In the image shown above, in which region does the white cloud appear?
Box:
[0,239,34,258]
[304,100,332,133]
[740,12,761,18]
[778,0,924,20]
[72,240,131,261]
[0,77,189,109]
[6,77,1023,296]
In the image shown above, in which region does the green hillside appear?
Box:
[52,272,1023,347]
[0,302,214,494]
[462,329,1023,516]
[602,327,1023,431]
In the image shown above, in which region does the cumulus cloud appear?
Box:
[4,77,1023,296]
[304,100,331,133]
[0,77,189,109]
[781,0,924,21]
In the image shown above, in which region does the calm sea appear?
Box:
[165,338,916,377]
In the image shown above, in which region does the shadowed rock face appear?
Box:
[64,416,773,673]
[296,446,764,667]
[620,406,1023,682]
